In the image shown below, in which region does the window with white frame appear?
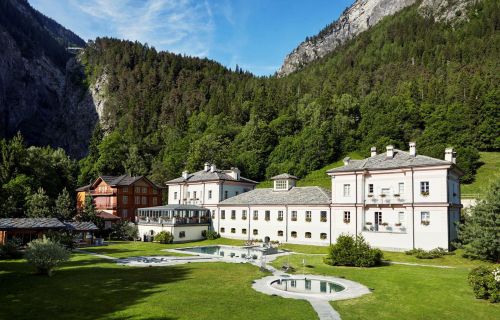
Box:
[305,232,312,238]
[320,211,327,222]
[320,233,327,240]
[193,191,197,199]
[179,231,185,238]
[208,190,212,199]
[398,212,405,224]
[135,186,141,193]
[187,192,190,199]
[291,231,297,238]
[253,229,258,235]
[368,184,374,193]
[381,188,390,195]
[221,210,225,219]
[211,210,215,219]
[253,210,258,220]
[420,181,429,194]
[231,210,236,220]
[277,230,283,237]
[135,196,140,204]
[291,211,297,221]
[343,184,351,197]
[275,180,287,190]
[174,192,177,200]
[421,212,430,225]
[398,182,404,195]
[277,211,283,221]
[265,211,270,221]
[305,211,312,222]
[220,227,225,233]
[242,228,247,234]
[142,187,147,193]
[231,228,236,234]
[242,210,247,220]
[375,212,382,225]
[343,211,351,223]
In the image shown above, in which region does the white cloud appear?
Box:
[72,0,214,57]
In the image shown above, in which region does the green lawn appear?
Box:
[462,152,500,196]
[0,252,316,320]
[270,254,499,320]
[2,241,497,319]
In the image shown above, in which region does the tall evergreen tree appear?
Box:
[25,188,51,218]
[53,188,74,220]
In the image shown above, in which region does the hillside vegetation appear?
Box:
[462,152,500,195]
[77,0,498,186]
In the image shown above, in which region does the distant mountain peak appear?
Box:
[276,0,478,77]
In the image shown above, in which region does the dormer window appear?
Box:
[271,173,298,191]
[275,180,287,190]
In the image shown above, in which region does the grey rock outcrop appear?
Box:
[277,0,479,77]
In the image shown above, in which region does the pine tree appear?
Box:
[53,188,74,220]
[25,187,51,218]
[458,178,500,262]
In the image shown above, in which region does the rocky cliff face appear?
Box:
[0,0,100,158]
[277,0,479,77]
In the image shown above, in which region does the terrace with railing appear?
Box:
[136,204,210,226]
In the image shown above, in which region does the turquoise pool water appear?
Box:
[178,245,268,259]
[271,278,345,294]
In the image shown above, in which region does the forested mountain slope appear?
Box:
[78,0,499,185]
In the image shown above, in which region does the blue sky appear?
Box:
[30,0,352,76]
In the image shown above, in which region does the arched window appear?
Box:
[305,232,312,238]
[291,231,297,238]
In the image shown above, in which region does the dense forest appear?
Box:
[78,0,499,186]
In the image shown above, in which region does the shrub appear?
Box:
[203,230,220,240]
[154,231,173,244]
[468,266,500,303]
[405,247,455,259]
[0,238,23,259]
[109,220,138,240]
[45,230,77,250]
[25,238,70,276]
[326,234,383,267]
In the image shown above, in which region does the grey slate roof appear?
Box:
[100,175,143,186]
[138,204,207,211]
[219,187,331,205]
[166,169,258,184]
[0,218,65,230]
[327,149,452,173]
[271,173,298,180]
[63,221,98,231]
[76,184,91,192]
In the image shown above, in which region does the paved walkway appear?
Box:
[74,249,117,260]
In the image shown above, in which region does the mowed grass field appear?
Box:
[1,240,498,320]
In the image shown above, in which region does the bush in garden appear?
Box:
[203,230,220,240]
[24,238,70,276]
[154,231,174,244]
[45,230,77,251]
[326,234,383,267]
[0,238,23,259]
[405,247,455,259]
[468,266,500,303]
[109,220,138,240]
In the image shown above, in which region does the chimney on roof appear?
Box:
[228,167,240,180]
[204,162,210,171]
[343,157,351,166]
[409,142,416,157]
[182,171,189,179]
[386,145,394,158]
[445,147,454,163]
[210,164,216,173]
[370,146,377,157]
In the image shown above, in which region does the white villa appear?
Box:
[136,143,463,251]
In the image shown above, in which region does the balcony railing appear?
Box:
[138,216,209,225]
[91,190,117,196]
[363,223,407,233]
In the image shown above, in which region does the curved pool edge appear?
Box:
[252,273,371,302]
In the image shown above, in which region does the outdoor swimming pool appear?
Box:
[271,278,345,294]
[177,245,277,260]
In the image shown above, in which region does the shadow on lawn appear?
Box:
[0,258,190,320]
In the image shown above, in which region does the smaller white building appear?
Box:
[136,205,210,243]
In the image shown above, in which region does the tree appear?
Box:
[154,231,173,244]
[25,238,70,276]
[458,178,500,262]
[53,188,74,220]
[326,234,383,267]
[25,188,51,218]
